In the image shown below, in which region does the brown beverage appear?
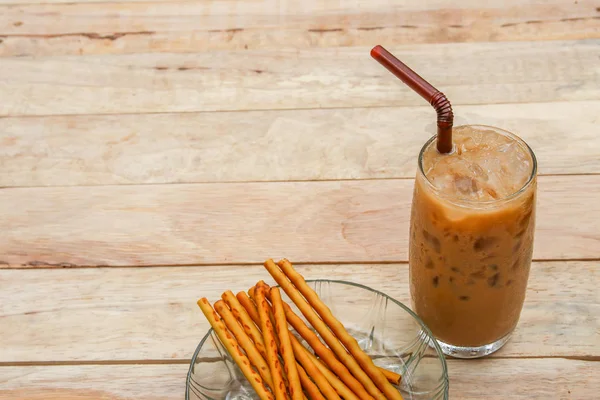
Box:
[409,125,537,357]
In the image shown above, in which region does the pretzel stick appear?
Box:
[259,283,400,387]
[311,336,400,386]
[214,300,274,389]
[271,287,304,400]
[263,260,383,400]
[262,282,370,400]
[249,284,278,338]
[248,283,258,300]
[305,352,360,400]
[296,339,394,398]
[261,286,366,400]
[276,296,371,400]
[297,363,326,400]
[290,334,340,400]
[237,291,261,323]
[277,259,403,400]
[254,285,308,400]
[255,285,288,400]
[250,285,278,341]
[222,291,268,359]
[240,287,312,400]
[197,298,274,400]
[380,368,402,386]
[261,285,373,400]
[260,281,330,400]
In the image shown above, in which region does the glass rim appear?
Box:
[418,124,538,207]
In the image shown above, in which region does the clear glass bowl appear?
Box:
[186,280,449,400]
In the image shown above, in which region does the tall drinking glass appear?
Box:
[409,125,537,358]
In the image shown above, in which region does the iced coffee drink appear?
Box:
[409,125,537,358]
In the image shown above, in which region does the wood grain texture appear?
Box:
[0,1,599,56]
[0,262,597,363]
[1,359,598,399]
[0,175,598,267]
[0,364,187,400]
[447,358,600,399]
[1,101,599,187]
[1,40,599,117]
[0,0,597,398]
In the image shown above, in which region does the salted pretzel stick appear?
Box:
[297,363,326,400]
[263,260,384,400]
[222,291,268,359]
[214,300,274,388]
[271,287,303,400]
[277,259,403,400]
[197,298,274,400]
[255,285,288,400]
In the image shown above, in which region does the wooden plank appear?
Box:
[0,175,598,267]
[447,358,600,399]
[0,262,597,363]
[1,40,599,117]
[0,1,599,56]
[1,101,599,187]
[1,359,598,399]
[0,364,187,400]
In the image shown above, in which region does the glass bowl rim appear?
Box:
[186,278,449,400]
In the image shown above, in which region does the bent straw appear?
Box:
[371,45,454,154]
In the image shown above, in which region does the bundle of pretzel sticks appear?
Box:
[197,259,404,400]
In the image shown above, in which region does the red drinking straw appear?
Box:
[370,45,454,154]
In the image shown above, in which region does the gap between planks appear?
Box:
[0,98,598,119]
[2,172,600,191]
[0,355,598,368]
[3,258,600,270]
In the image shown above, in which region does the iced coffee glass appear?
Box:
[409,125,537,358]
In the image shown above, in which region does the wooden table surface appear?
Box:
[1,1,599,399]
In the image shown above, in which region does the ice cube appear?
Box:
[453,174,478,195]
[468,162,489,182]
[497,143,514,153]
[421,125,533,201]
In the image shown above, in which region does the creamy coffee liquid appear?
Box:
[410,125,536,347]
